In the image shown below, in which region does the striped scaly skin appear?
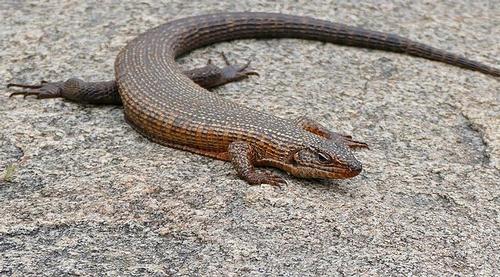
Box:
[9,12,499,186]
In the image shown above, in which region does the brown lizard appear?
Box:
[8,12,499,186]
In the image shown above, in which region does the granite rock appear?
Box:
[1,0,499,276]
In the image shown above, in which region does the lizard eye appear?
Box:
[317,152,332,163]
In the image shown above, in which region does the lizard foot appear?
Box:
[8,81,63,99]
[218,51,259,80]
[185,52,260,89]
[294,116,369,149]
[246,171,287,187]
[331,132,369,149]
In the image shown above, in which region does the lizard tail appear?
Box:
[170,12,499,77]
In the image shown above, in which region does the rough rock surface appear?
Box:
[1,0,499,276]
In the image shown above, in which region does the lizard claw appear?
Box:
[344,139,369,149]
[237,59,260,77]
[7,83,44,89]
[9,91,42,98]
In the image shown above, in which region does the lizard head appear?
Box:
[281,139,362,179]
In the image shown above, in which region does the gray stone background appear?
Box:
[1,0,499,276]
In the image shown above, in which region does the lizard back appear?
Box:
[114,12,499,159]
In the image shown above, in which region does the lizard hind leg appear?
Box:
[8,78,121,105]
[294,116,369,149]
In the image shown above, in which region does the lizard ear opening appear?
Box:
[291,147,317,166]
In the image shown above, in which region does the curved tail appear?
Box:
[172,12,499,77]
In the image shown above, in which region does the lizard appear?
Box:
[8,12,499,186]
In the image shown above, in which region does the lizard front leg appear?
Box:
[228,141,286,186]
[294,116,369,149]
[184,52,259,89]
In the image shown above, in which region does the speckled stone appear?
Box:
[0,0,499,276]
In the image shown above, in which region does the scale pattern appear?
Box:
[114,12,499,165]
